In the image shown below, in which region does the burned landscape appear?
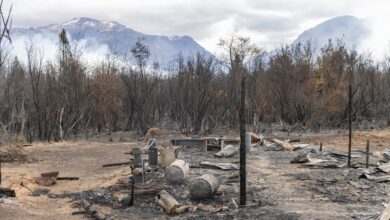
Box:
[1,128,390,220]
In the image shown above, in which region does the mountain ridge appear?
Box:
[293,15,370,52]
[11,17,212,66]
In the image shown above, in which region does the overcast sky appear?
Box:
[5,0,390,53]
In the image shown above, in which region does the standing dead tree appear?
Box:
[121,37,161,135]
[0,0,12,68]
[173,54,217,134]
[0,0,12,144]
[218,35,260,128]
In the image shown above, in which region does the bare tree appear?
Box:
[0,0,12,68]
[218,35,259,127]
[121,37,160,135]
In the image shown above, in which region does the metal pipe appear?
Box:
[366,140,370,168]
[348,85,352,167]
[129,176,134,206]
[0,158,2,186]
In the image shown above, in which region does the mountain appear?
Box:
[11,17,212,66]
[293,15,370,52]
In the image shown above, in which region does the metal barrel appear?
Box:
[148,145,158,168]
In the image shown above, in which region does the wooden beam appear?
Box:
[239,63,246,206]
[102,162,131,167]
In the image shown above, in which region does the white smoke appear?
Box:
[359,17,388,60]
[357,1,390,60]
[9,31,110,66]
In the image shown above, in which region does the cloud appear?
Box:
[5,0,390,54]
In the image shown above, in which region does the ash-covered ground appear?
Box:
[1,129,390,219]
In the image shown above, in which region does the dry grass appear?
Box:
[302,128,390,152]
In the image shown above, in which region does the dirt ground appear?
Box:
[1,128,390,219]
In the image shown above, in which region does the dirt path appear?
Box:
[247,151,348,219]
[0,138,140,220]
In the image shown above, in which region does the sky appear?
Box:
[4,0,390,54]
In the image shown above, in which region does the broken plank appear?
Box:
[190,165,221,170]
[71,210,88,215]
[378,202,390,220]
[170,139,205,147]
[288,138,300,143]
[272,139,293,151]
[378,163,390,173]
[302,158,346,168]
[200,161,238,170]
[0,187,16,197]
[102,162,131,167]
[330,151,361,158]
[57,177,79,181]
[81,199,106,220]
[361,174,390,182]
[41,171,59,178]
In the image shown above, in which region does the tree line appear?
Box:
[0,29,389,143]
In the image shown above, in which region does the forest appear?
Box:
[0,28,388,142]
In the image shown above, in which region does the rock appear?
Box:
[113,194,132,208]
[31,188,50,197]
[290,153,310,164]
[34,176,57,186]
[41,171,59,178]
[383,150,390,161]
[378,163,390,173]
[373,151,381,157]
[214,145,238,158]
[378,202,390,220]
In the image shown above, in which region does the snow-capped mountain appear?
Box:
[11,17,212,66]
[293,15,370,52]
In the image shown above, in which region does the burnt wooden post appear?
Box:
[148,144,158,168]
[142,160,145,184]
[129,176,134,206]
[366,140,370,168]
[348,85,352,167]
[319,142,323,152]
[239,62,247,206]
